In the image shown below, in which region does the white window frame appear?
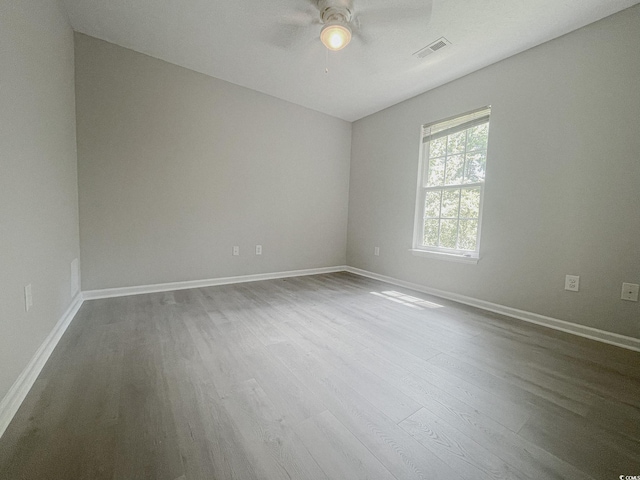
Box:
[411,107,491,263]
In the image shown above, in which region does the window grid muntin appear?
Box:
[419,120,488,253]
[421,186,483,251]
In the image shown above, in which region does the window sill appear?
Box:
[409,249,479,264]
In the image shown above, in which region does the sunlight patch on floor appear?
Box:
[370,290,443,310]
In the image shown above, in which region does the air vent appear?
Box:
[413,37,451,59]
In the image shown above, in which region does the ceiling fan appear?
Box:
[271,0,432,52]
[318,0,355,51]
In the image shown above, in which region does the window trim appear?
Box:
[412,107,490,261]
[408,248,480,264]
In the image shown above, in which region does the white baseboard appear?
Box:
[345,266,640,352]
[82,265,349,300]
[0,293,83,439]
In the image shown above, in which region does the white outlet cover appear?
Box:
[621,283,639,302]
[374,247,380,256]
[564,275,579,292]
[255,245,262,255]
[24,284,33,312]
[232,246,240,256]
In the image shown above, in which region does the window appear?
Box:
[413,107,491,260]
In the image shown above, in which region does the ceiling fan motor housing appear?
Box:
[317,0,352,25]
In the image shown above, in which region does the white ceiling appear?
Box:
[60,0,638,121]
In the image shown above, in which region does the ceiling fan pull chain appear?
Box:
[325,47,329,74]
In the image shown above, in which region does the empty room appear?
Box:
[1,0,639,478]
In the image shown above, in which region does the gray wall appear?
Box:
[0,0,80,399]
[347,6,640,338]
[75,34,351,291]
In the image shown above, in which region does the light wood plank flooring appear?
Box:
[1,272,639,479]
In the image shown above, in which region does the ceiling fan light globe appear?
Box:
[320,23,351,51]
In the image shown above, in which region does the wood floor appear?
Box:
[1,272,639,479]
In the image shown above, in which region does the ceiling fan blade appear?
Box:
[279,9,319,27]
[265,23,311,49]
[354,30,374,46]
[263,4,320,49]
[356,1,433,26]
[351,18,372,45]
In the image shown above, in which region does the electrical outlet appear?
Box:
[374,246,380,256]
[565,275,579,292]
[255,245,262,255]
[24,284,33,312]
[621,283,639,302]
[232,246,240,256]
